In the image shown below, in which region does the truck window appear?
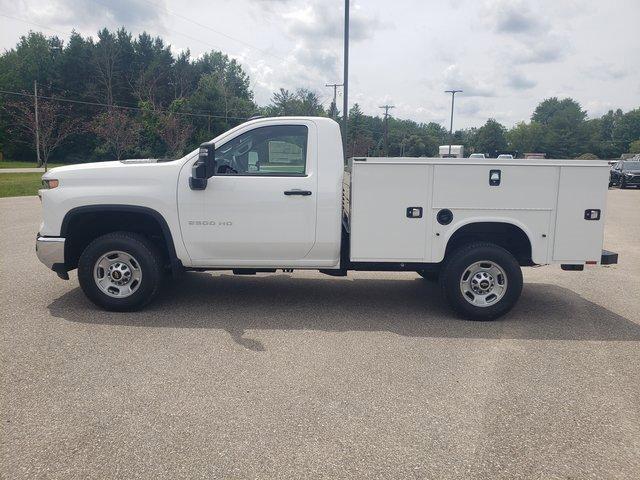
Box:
[215,125,307,176]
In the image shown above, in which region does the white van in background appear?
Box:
[439,145,464,158]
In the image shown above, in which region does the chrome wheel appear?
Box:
[93,250,142,298]
[459,260,507,307]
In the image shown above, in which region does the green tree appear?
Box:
[267,88,325,116]
[472,119,507,157]
[531,97,588,158]
[92,109,141,160]
[507,122,545,155]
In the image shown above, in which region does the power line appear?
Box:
[0,11,225,66]
[0,13,68,36]
[0,15,251,119]
[135,0,288,62]
[0,89,249,121]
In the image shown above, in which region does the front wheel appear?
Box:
[440,242,523,321]
[78,232,163,311]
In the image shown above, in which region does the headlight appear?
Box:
[42,179,59,189]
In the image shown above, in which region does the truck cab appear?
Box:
[36,116,617,320]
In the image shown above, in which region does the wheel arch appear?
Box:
[441,219,535,266]
[61,205,181,272]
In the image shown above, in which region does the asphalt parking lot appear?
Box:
[1,190,639,479]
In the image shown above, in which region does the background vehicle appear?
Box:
[610,160,640,188]
[497,154,514,159]
[469,153,486,159]
[439,145,464,158]
[36,117,617,321]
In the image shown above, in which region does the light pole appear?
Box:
[445,89,462,157]
[342,0,349,161]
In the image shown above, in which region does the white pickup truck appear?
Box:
[36,116,617,320]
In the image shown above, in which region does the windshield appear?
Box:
[622,161,640,171]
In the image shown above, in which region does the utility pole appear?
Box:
[445,89,462,157]
[34,80,42,170]
[342,0,349,161]
[379,104,395,156]
[325,83,343,120]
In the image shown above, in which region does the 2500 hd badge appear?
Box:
[188,220,233,226]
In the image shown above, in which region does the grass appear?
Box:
[0,173,43,197]
[0,161,65,169]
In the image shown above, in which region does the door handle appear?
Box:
[284,189,312,196]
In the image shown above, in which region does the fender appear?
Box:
[60,204,183,274]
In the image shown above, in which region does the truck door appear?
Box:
[177,122,318,265]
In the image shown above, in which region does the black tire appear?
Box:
[417,269,440,282]
[439,242,523,321]
[78,232,163,311]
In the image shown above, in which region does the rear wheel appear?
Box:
[440,242,523,321]
[78,232,163,311]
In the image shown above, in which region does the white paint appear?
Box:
[39,117,611,272]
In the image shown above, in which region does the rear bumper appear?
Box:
[561,249,618,271]
[36,235,69,279]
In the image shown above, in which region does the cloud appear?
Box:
[584,100,616,118]
[483,0,549,35]
[511,37,568,64]
[483,0,569,64]
[506,72,536,90]
[582,63,630,81]
[4,0,165,30]
[441,64,496,97]
[247,0,386,102]
[489,0,547,33]
[284,2,379,43]
[458,99,482,116]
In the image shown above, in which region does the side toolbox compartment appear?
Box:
[552,165,610,263]
[349,161,431,262]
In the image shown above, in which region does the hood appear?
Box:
[41,158,184,183]
[43,160,122,178]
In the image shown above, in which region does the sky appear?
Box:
[1,0,639,128]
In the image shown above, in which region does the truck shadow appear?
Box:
[48,272,640,351]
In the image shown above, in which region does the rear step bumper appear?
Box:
[600,249,618,265]
[561,249,618,271]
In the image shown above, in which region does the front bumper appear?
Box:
[622,176,640,185]
[36,235,69,279]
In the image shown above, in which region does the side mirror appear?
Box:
[189,142,216,190]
